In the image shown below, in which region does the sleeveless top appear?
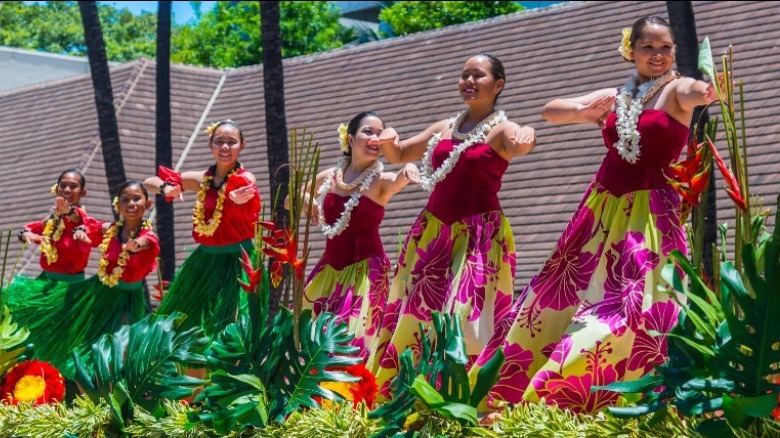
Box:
[597,109,690,196]
[193,168,261,246]
[321,193,385,270]
[425,139,509,225]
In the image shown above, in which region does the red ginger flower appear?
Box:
[666,137,711,207]
[1,360,65,405]
[238,247,263,293]
[318,363,378,409]
[263,228,305,288]
[707,138,747,211]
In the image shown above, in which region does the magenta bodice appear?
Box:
[597,109,690,196]
[425,139,508,225]
[321,192,386,270]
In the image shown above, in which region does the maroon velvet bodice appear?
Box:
[425,139,508,225]
[321,192,385,270]
[597,109,690,196]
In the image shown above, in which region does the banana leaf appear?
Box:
[72,312,209,429]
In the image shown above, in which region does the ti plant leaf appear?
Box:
[0,304,29,376]
[72,312,209,430]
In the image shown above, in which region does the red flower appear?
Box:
[344,363,378,409]
[263,228,305,287]
[238,247,263,293]
[707,139,747,211]
[665,138,711,207]
[1,360,65,405]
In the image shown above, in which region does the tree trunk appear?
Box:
[667,1,716,278]
[78,1,126,204]
[155,1,175,293]
[260,1,290,314]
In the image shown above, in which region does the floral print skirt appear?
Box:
[366,209,516,399]
[468,181,686,413]
[304,255,390,360]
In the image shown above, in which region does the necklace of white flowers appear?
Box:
[316,158,383,239]
[97,218,152,287]
[420,109,507,192]
[614,70,678,163]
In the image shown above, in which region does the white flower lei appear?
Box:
[613,71,675,164]
[316,158,383,239]
[420,110,507,192]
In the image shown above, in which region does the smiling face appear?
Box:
[117,185,151,222]
[348,115,384,162]
[56,172,86,205]
[632,23,675,82]
[209,124,245,166]
[458,55,504,106]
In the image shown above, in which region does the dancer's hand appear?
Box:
[508,126,536,153]
[580,95,615,127]
[307,201,321,226]
[229,185,256,205]
[72,227,92,244]
[369,128,400,150]
[53,197,73,215]
[124,238,142,253]
[402,163,421,184]
[162,183,184,202]
[21,231,42,245]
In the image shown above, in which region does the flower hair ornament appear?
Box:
[112,196,119,214]
[337,123,350,154]
[618,27,633,62]
[205,119,236,136]
[50,184,58,195]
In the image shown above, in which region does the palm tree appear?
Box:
[78,1,126,203]
[155,1,175,288]
[260,1,290,313]
[667,1,716,277]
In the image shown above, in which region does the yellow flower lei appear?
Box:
[192,167,239,237]
[97,218,152,287]
[39,213,65,265]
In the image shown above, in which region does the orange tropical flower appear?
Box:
[666,138,711,206]
[263,228,305,287]
[1,360,65,405]
[707,139,747,211]
[238,247,263,293]
[317,363,378,409]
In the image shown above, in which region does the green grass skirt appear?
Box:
[154,240,252,337]
[5,274,145,379]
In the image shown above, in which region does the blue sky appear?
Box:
[24,1,217,24]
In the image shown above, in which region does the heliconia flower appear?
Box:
[1,360,65,405]
[257,221,276,231]
[263,228,305,287]
[707,139,747,211]
[317,363,378,409]
[238,247,263,293]
[665,139,711,206]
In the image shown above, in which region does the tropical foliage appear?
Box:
[379,1,524,36]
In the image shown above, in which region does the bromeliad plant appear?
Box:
[600,39,780,437]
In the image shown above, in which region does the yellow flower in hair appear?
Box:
[205,121,220,136]
[618,27,633,61]
[112,196,119,214]
[50,184,58,195]
[337,123,349,154]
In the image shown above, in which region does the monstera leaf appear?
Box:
[0,305,29,376]
[72,312,209,430]
[268,308,361,422]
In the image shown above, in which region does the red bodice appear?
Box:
[24,207,100,274]
[193,168,261,246]
[597,109,690,196]
[321,193,385,270]
[99,227,160,283]
[425,140,508,225]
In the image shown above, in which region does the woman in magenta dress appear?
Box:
[468,16,718,413]
[365,53,537,397]
[146,119,260,337]
[302,112,419,359]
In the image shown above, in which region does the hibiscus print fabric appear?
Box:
[469,182,685,413]
[304,255,390,359]
[366,209,516,399]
